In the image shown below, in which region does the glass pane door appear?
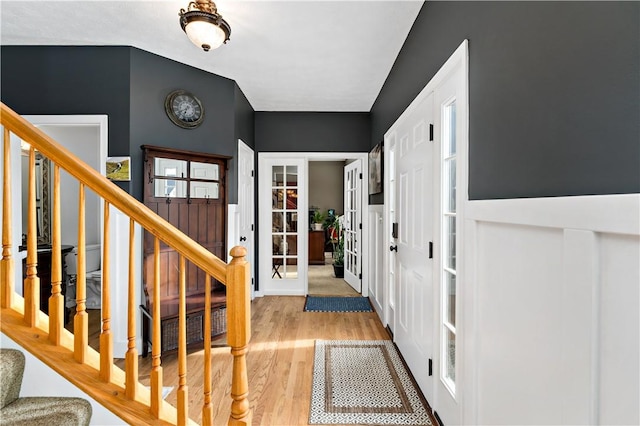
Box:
[271,165,299,280]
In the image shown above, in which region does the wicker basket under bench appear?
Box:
[140,290,227,357]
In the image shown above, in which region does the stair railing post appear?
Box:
[74,183,88,363]
[125,218,139,399]
[1,128,14,309]
[226,246,251,426]
[24,146,40,327]
[99,201,113,381]
[202,274,213,425]
[49,164,64,343]
[150,237,163,418]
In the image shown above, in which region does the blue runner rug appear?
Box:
[304,296,373,312]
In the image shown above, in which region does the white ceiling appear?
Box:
[0,1,423,112]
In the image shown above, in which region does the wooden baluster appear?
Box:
[226,246,252,426]
[177,255,188,426]
[100,201,113,381]
[150,237,163,417]
[23,146,40,327]
[125,218,138,399]
[1,128,14,309]
[74,183,88,363]
[49,164,63,344]
[202,274,213,425]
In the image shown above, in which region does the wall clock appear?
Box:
[164,90,204,129]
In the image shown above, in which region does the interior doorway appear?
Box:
[307,160,358,296]
[257,152,369,297]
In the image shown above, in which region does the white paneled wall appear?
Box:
[463,194,639,425]
[368,205,385,323]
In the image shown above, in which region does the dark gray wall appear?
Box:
[234,85,255,151]
[1,46,132,192]
[1,46,255,204]
[371,1,640,200]
[255,112,371,152]
[129,48,239,202]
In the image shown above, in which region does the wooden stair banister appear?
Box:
[0,102,251,425]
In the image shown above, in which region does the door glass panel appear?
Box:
[273,166,284,186]
[286,189,298,209]
[272,212,284,232]
[447,159,456,212]
[155,178,186,198]
[445,216,456,269]
[446,271,456,327]
[190,181,218,199]
[441,100,457,395]
[272,189,284,209]
[271,164,299,282]
[286,212,298,232]
[286,166,298,186]
[190,162,219,180]
[445,328,456,382]
[155,158,187,178]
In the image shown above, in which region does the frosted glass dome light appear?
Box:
[179,0,231,52]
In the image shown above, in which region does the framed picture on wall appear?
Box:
[106,156,131,181]
[369,142,383,195]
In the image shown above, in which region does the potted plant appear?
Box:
[311,210,325,231]
[331,216,344,278]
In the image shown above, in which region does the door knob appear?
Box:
[389,245,398,252]
[240,236,247,242]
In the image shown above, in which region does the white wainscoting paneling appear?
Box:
[227,204,239,263]
[368,205,385,324]
[463,194,639,425]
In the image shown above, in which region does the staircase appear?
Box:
[0,103,252,425]
[0,348,92,425]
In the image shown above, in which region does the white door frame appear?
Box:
[257,152,369,297]
[237,139,255,299]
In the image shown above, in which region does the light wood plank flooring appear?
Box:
[110,296,391,424]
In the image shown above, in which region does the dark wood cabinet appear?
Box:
[140,145,229,356]
[309,230,325,265]
[21,245,74,318]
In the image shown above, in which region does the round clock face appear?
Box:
[165,90,204,129]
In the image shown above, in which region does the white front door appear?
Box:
[238,140,255,299]
[385,40,468,425]
[391,92,435,404]
[431,46,467,425]
[258,158,307,295]
[343,160,362,293]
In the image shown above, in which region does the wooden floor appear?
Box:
[106,296,391,424]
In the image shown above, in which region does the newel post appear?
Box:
[226,246,252,426]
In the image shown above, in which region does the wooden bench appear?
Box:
[140,287,226,357]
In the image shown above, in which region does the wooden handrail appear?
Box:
[1,102,251,425]
[0,103,227,284]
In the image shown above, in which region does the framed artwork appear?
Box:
[106,156,131,181]
[368,142,383,195]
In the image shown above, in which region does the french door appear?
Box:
[258,158,307,295]
[343,160,362,292]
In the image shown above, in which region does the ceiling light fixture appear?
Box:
[179,0,231,52]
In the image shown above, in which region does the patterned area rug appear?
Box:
[310,340,433,425]
[304,296,373,312]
